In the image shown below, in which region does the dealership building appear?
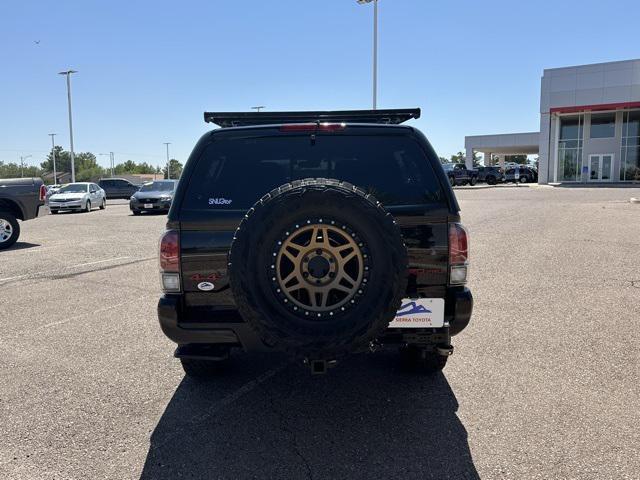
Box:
[465,59,640,184]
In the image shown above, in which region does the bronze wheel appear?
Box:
[273,221,368,316]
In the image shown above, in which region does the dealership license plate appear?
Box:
[388,298,445,328]
[144,203,153,209]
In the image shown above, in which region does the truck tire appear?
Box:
[486,176,496,185]
[229,178,408,360]
[0,211,20,250]
[470,176,478,186]
[449,176,455,187]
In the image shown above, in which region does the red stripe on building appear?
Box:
[550,101,640,114]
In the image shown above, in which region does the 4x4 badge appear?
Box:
[197,281,215,291]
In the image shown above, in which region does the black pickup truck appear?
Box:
[442,163,479,186]
[157,109,473,376]
[0,178,46,249]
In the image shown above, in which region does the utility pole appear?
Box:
[163,142,171,179]
[20,155,32,177]
[48,133,57,184]
[251,106,265,112]
[58,70,78,182]
[357,0,378,109]
[109,152,114,177]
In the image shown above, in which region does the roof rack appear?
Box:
[204,108,420,128]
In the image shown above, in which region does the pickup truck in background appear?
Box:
[0,178,46,249]
[442,163,479,186]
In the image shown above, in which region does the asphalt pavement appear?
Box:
[0,187,639,479]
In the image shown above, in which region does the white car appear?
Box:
[49,182,106,214]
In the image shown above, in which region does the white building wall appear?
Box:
[539,59,640,183]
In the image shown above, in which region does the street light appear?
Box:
[58,70,78,182]
[357,0,378,109]
[98,152,115,177]
[48,133,57,184]
[251,106,265,112]
[163,142,171,179]
[19,155,32,178]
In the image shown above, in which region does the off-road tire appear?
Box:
[400,346,448,374]
[519,176,528,183]
[469,176,478,186]
[180,358,228,379]
[0,211,20,250]
[486,176,496,185]
[229,178,408,360]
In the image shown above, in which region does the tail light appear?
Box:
[448,223,469,285]
[39,184,47,201]
[159,230,181,292]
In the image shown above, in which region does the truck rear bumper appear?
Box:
[158,286,473,348]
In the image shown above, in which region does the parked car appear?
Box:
[504,166,537,183]
[130,180,177,214]
[476,166,505,185]
[49,182,106,214]
[0,177,46,249]
[442,163,478,186]
[45,184,63,204]
[98,178,140,199]
[157,109,473,378]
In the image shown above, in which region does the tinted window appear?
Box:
[590,113,616,138]
[184,134,445,209]
[100,180,113,187]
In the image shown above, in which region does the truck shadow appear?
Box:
[0,241,40,252]
[140,351,479,480]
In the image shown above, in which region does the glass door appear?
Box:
[588,154,614,181]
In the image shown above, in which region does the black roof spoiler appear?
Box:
[204,108,420,128]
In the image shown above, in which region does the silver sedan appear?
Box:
[49,182,107,214]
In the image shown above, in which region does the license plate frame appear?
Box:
[388,298,445,329]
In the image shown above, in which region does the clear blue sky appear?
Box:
[1,0,639,170]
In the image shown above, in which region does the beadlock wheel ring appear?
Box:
[272,219,369,317]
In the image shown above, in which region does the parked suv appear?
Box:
[98,178,140,199]
[504,166,537,183]
[476,166,505,185]
[442,163,478,186]
[158,109,473,376]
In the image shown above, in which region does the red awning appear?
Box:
[550,101,640,114]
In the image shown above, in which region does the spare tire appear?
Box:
[229,178,407,359]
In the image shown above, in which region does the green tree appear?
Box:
[450,151,481,167]
[41,147,105,181]
[162,159,183,179]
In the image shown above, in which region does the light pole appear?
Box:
[58,70,78,182]
[110,152,114,177]
[357,0,378,109]
[48,133,57,184]
[163,142,171,179]
[99,152,114,177]
[251,106,265,112]
[20,155,32,177]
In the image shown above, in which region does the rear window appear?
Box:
[183,134,445,210]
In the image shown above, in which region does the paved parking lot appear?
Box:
[1,186,639,479]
